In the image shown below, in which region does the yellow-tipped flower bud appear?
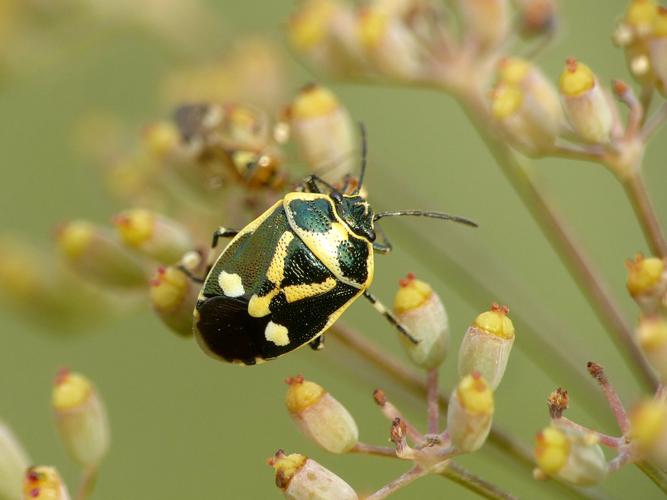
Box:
[142,121,180,160]
[447,373,494,452]
[649,7,667,96]
[269,450,358,500]
[534,426,606,486]
[357,5,424,80]
[637,317,667,383]
[23,466,71,500]
[150,266,197,337]
[625,0,659,38]
[56,221,149,289]
[458,0,510,52]
[285,376,358,454]
[559,58,613,144]
[393,273,448,369]
[112,209,192,265]
[458,304,515,390]
[288,84,355,184]
[0,421,30,500]
[629,399,667,469]
[52,369,110,467]
[625,254,667,314]
[515,0,558,38]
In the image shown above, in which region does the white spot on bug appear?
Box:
[265,321,290,346]
[218,271,245,297]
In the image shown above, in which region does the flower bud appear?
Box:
[447,373,494,452]
[23,466,71,500]
[0,421,30,500]
[559,58,614,144]
[393,273,448,369]
[141,121,181,161]
[637,317,667,383]
[625,254,667,314]
[534,426,606,486]
[52,369,110,466]
[458,0,510,52]
[288,84,355,184]
[458,304,515,390]
[649,7,667,96]
[629,399,667,469]
[514,0,558,38]
[113,209,193,265]
[288,0,363,76]
[269,450,357,500]
[357,5,424,80]
[56,220,149,289]
[150,265,197,337]
[285,376,358,454]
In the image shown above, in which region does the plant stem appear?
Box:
[350,442,397,458]
[555,417,622,448]
[587,362,630,434]
[622,172,667,258]
[330,323,603,500]
[366,466,427,499]
[427,368,439,434]
[76,465,97,500]
[636,460,667,494]
[440,462,518,500]
[641,103,667,141]
[457,91,658,391]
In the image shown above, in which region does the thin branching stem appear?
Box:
[350,442,397,458]
[641,103,667,141]
[587,362,630,434]
[622,172,667,258]
[555,417,623,448]
[440,462,518,500]
[76,465,97,500]
[427,368,439,434]
[636,460,667,494]
[366,466,427,499]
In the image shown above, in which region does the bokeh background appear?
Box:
[1,1,666,498]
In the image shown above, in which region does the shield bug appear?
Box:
[188,127,476,365]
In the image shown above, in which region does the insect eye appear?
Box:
[330,191,343,203]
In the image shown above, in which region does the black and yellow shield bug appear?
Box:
[189,127,477,365]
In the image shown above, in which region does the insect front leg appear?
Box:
[207,226,239,272]
[309,335,325,351]
[177,227,239,284]
[363,291,418,344]
[372,226,392,255]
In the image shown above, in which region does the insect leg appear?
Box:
[309,335,325,351]
[363,291,418,344]
[211,227,239,250]
[372,226,393,255]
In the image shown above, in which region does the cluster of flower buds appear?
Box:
[268,450,357,500]
[613,0,667,94]
[285,375,358,454]
[23,466,71,500]
[533,425,607,486]
[392,273,449,369]
[52,369,110,467]
[0,421,30,500]
[458,304,515,390]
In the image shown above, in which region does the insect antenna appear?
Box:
[353,122,368,194]
[373,210,478,227]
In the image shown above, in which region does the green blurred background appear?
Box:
[1,1,666,498]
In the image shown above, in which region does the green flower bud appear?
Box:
[393,273,448,369]
[269,450,358,500]
[0,421,29,500]
[447,373,494,452]
[285,376,358,454]
[52,369,110,466]
[534,425,607,486]
[458,304,515,390]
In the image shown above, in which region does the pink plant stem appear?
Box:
[641,103,667,141]
[427,368,440,434]
[366,466,426,499]
[350,442,397,458]
[588,362,630,434]
[555,417,623,448]
[377,398,424,445]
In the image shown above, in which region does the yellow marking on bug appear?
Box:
[265,321,290,346]
[248,289,280,318]
[283,278,337,303]
[266,231,294,285]
[218,271,245,297]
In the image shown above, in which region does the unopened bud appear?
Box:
[23,466,71,500]
[625,254,667,314]
[113,209,193,265]
[393,273,448,369]
[534,426,606,486]
[269,450,357,500]
[150,266,197,337]
[142,121,180,160]
[357,6,424,79]
[625,0,659,38]
[288,84,355,184]
[0,421,29,500]
[649,7,667,96]
[458,304,515,390]
[285,376,358,454]
[447,373,494,452]
[629,399,667,469]
[458,0,510,52]
[52,369,110,466]
[637,317,667,383]
[515,0,557,38]
[559,58,614,144]
[56,221,149,289]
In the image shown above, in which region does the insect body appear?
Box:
[192,130,476,365]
